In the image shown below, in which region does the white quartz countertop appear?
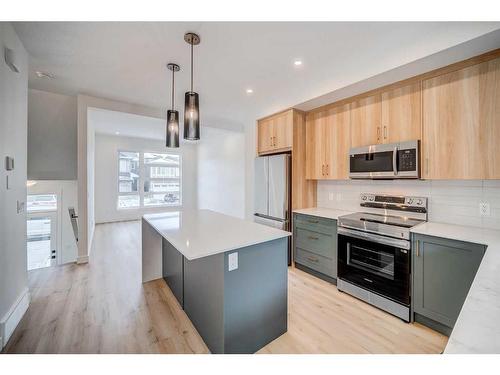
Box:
[411,222,500,354]
[293,207,354,221]
[143,209,290,261]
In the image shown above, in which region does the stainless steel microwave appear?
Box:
[349,140,420,179]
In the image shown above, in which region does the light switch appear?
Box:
[228,252,238,271]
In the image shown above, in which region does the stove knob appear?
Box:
[417,199,423,205]
[369,196,375,201]
[407,198,414,205]
[362,195,367,201]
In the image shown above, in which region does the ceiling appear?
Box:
[13,22,500,131]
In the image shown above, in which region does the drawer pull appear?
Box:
[307,236,319,240]
[307,256,319,263]
[307,219,319,224]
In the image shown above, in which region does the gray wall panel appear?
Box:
[223,237,288,354]
[183,252,225,354]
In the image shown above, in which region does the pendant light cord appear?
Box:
[190,40,194,93]
[171,68,175,110]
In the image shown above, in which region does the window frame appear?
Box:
[117,149,182,210]
[117,150,141,210]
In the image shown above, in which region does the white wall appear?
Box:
[0,23,29,349]
[86,111,96,258]
[77,95,165,263]
[197,127,245,219]
[28,89,77,180]
[27,180,78,264]
[94,134,198,223]
[244,121,257,220]
[317,180,500,230]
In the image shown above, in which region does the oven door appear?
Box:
[337,229,410,305]
[349,144,398,179]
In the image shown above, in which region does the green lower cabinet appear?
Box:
[293,213,337,281]
[412,234,486,335]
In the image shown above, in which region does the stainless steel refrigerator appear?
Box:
[254,153,291,264]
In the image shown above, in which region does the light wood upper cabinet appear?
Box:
[381,82,422,144]
[257,118,274,154]
[306,104,350,180]
[305,111,325,179]
[350,95,381,148]
[324,104,350,179]
[257,110,293,154]
[422,57,500,179]
[273,110,293,150]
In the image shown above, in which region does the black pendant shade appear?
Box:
[166,63,180,148]
[184,91,200,140]
[166,109,179,147]
[184,32,201,141]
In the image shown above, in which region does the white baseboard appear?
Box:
[0,287,30,349]
[77,255,89,264]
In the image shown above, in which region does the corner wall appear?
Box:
[28,89,77,180]
[77,95,164,263]
[0,22,29,349]
[197,127,245,219]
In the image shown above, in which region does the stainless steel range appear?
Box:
[337,193,428,322]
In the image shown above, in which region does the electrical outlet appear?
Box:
[228,252,238,271]
[479,202,491,217]
[328,193,334,201]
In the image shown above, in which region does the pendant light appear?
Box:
[184,32,201,140]
[166,63,180,148]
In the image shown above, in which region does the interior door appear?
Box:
[27,212,57,271]
[254,156,269,216]
[268,154,288,220]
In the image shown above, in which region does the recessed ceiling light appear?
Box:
[115,131,120,135]
[294,60,303,66]
[246,89,254,94]
[35,71,55,79]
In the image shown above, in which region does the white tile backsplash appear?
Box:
[317,180,500,230]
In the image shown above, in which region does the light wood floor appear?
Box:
[3,221,447,354]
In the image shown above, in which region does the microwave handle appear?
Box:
[393,146,398,175]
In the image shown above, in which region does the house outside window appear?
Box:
[117,151,181,209]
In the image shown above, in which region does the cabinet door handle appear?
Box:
[321,164,324,176]
[325,164,329,176]
[307,236,319,240]
[377,127,381,141]
[416,240,420,257]
[425,158,429,177]
[307,256,319,263]
[384,126,387,139]
[307,219,319,224]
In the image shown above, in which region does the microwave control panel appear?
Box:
[398,149,416,172]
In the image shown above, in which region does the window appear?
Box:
[117,151,181,209]
[27,194,58,212]
[118,151,140,208]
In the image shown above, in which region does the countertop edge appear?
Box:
[142,212,291,261]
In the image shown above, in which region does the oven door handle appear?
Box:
[338,226,410,250]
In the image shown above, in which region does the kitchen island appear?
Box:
[141,209,291,354]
